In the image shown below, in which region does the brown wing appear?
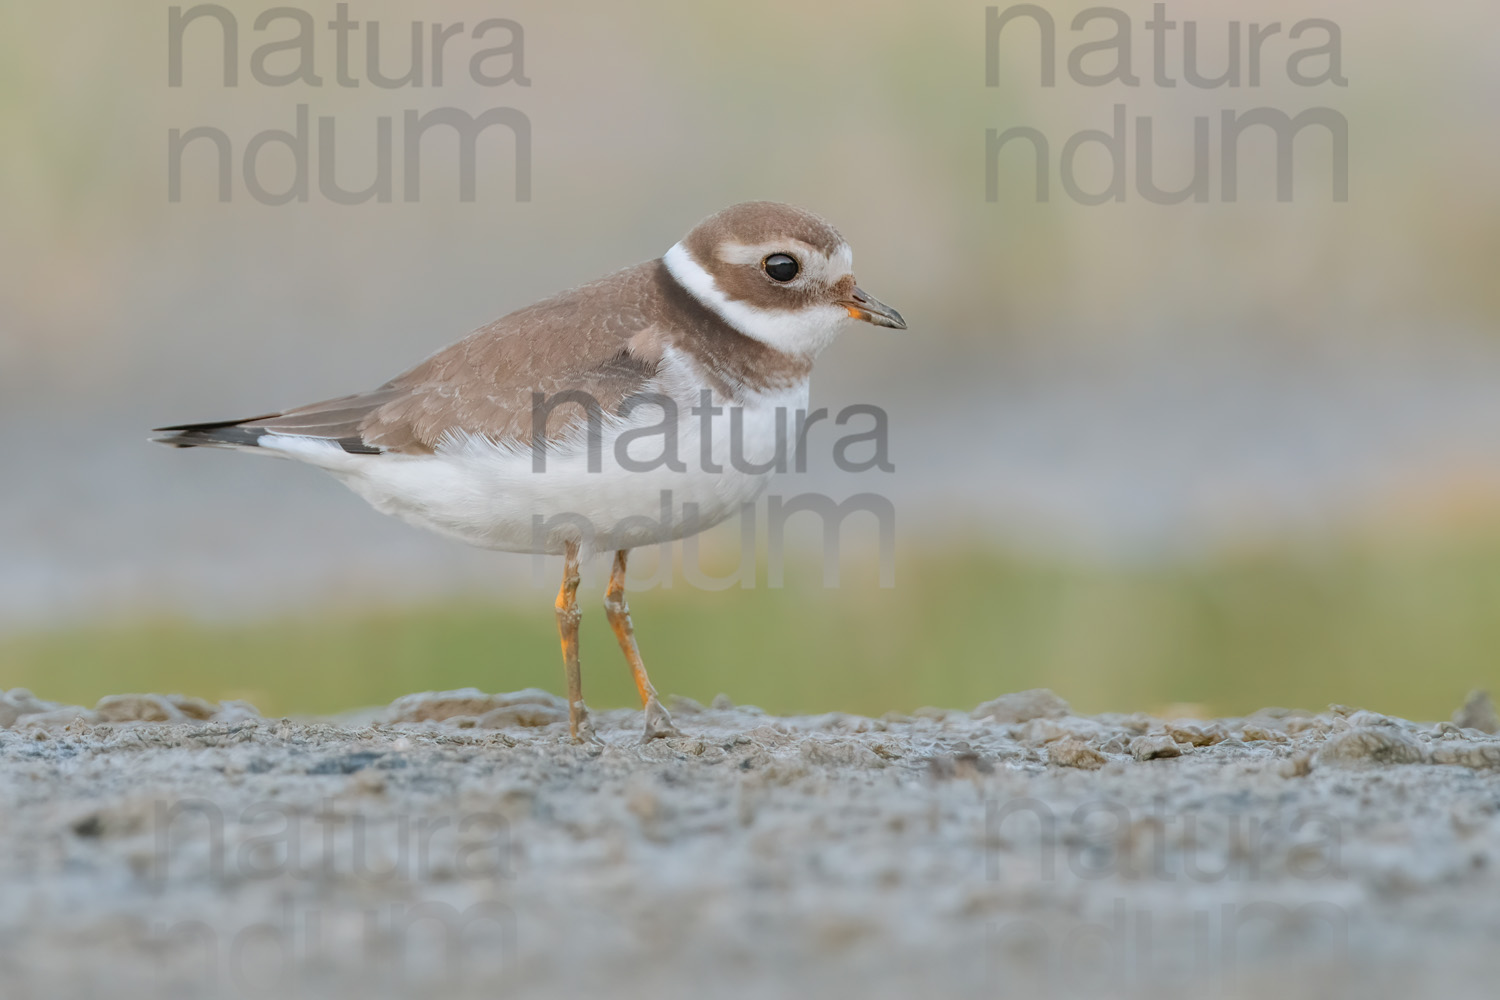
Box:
[362,261,666,453]
[155,262,668,456]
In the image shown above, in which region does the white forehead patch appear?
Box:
[663,242,851,358]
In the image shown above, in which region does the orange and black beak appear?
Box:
[839,286,907,330]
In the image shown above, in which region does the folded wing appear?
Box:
[154,263,667,457]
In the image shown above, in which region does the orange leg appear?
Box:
[554,540,595,743]
[604,550,679,741]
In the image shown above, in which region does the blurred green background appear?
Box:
[2,1,1498,720]
[6,537,1500,720]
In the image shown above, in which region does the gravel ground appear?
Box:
[2,686,1499,1000]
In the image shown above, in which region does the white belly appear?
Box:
[261,379,810,556]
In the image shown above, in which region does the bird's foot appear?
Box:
[640,697,682,742]
[569,701,602,745]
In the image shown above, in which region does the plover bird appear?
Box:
[155,202,906,742]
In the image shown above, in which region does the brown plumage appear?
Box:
[157,260,815,456]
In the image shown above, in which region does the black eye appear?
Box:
[763,253,799,282]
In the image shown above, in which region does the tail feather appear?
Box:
[153,390,404,455]
[152,412,382,455]
[152,415,283,449]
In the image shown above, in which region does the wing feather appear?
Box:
[155,262,668,456]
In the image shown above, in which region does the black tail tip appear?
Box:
[150,423,266,449]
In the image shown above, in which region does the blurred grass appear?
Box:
[1,538,1497,721]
